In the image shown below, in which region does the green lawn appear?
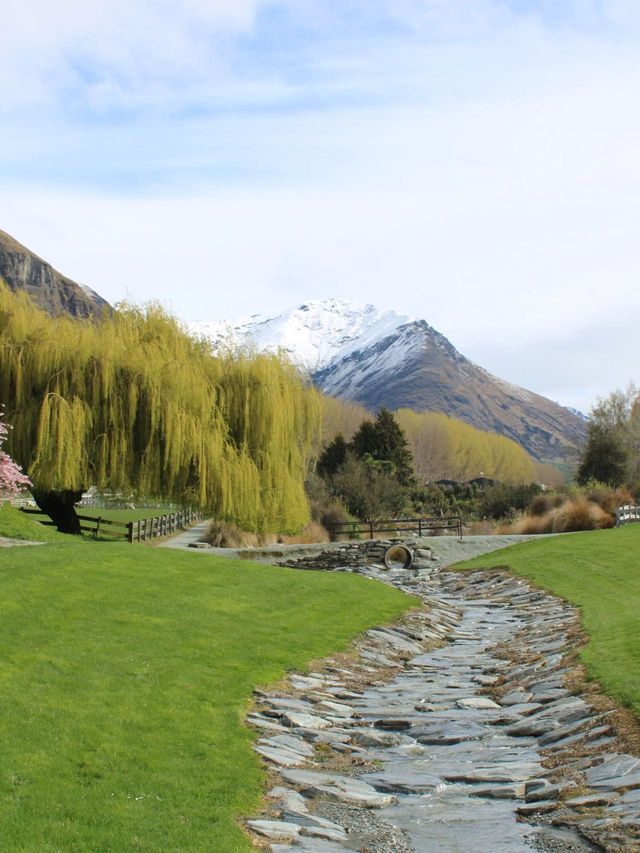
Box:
[0,503,68,543]
[0,509,414,851]
[455,526,640,717]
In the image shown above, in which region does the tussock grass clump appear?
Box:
[513,491,617,534]
[586,486,634,515]
[551,497,614,533]
[204,521,276,548]
[512,513,551,535]
[528,494,553,516]
[279,521,330,545]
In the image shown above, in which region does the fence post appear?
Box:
[127,521,134,543]
[418,518,423,537]
[95,517,101,539]
[369,519,374,540]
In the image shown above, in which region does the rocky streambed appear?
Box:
[245,560,640,852]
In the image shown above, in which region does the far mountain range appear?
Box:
[0,228,586,465]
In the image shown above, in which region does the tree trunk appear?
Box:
[33,489,84,535]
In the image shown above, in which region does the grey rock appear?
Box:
[246,818,301,839]
[516,800,559,815]
[566,792,620,807]
[456,696,501,709]
[524,781,576,802]
[282,711,332,730]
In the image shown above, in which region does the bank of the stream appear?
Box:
[455,525,640,720]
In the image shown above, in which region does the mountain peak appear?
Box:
[191,298,413,371]
[192,297,586,463]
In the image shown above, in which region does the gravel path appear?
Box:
[160,526,549,568]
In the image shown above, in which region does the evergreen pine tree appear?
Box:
[351,408,415,486]
[577,423,628,487]
[316,434,348,479]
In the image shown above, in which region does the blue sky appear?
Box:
[2,0,640,411]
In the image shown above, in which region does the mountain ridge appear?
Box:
[192,300,586,464]
[0,229,110,319]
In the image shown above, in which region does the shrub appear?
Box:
[310,499,352,532]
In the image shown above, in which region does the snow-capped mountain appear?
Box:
[192,299,586,463]
[191,299,412,371]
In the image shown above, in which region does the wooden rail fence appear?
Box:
[21,507,203,542]
[329,516,463,542]
[616,504,640,526]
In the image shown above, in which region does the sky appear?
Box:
[2,0,640,413]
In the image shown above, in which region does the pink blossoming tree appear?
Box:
[0,408,32,500]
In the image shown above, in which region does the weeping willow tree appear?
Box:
[0,283,321,533]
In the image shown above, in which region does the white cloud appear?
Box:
[2,1,640,413]
[0,0,289,110]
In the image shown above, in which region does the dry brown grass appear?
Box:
[528,494,553,516]
[203,521,277,548]
[512,513,551,534]
[510,494,616,534]
[586,486,634,515]
[467,519,500,535]
[279,521,330,545]
[551,497,614,533]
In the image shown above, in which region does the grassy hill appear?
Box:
[0,509,413,851]
[455,526,640,718]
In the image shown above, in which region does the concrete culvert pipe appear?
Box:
[384,544,414,570]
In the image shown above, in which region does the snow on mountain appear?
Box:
[190,299,413,371]
[191,297,587,463]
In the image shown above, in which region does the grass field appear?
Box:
[0,506,414,851]
[455,526,640,718]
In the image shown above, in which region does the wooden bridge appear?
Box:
[328,515,463,542]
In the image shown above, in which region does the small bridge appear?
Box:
[328,516,463,542]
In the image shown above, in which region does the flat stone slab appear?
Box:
[566,792,621,807]
[588,755,640,785]
[456,697,501,710]
[280,769,396,808]
[413,721,487,744]
[282,711,332,730]
[246,818,301,839]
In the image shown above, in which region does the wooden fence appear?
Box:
[329,516,463,542]
[616,504,640,526]
[21,507,203,542]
